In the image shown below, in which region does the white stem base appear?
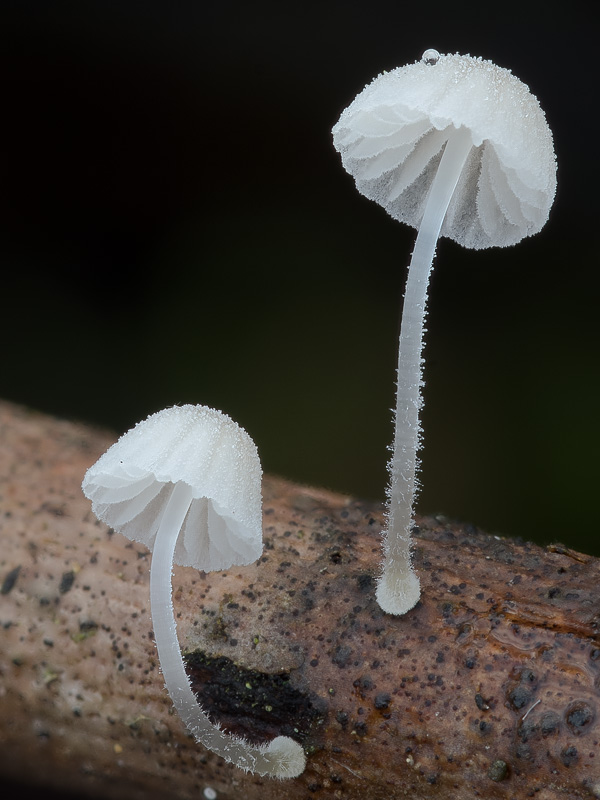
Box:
[150,481,306,778]
[377,126,473,616]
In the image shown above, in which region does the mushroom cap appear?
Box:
[82,405,263,571]
[332,51,557,249]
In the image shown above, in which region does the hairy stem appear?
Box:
[377,126,473,615]
[150,481,305,777]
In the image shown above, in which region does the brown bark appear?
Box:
[0,399,599,800]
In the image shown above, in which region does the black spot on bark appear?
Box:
[332,646,352,668]
[540,711,560,737]
[560,745,578,767]
[374,693,391,710]
[59,570,76,594]
[185,651,324,745]
[508,686,532,710]
[566,702,594,734]
[1,565,21,595]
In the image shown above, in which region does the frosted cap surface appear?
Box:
[332,52,557,249]
[82,405,263,570]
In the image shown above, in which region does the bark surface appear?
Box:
[1,400,599,800]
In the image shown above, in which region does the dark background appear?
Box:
[1,1,598,555]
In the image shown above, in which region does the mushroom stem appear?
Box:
[377,126,473,615]
[150,480,305,778]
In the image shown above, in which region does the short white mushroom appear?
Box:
[82,405,306,778]
[333,50,556,615]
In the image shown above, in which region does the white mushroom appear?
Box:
[333,50,556,615]
[82,405,306,778]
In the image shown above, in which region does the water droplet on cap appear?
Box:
[422,49,440,65]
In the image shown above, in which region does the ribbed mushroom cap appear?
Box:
[82,405,263,571]
[332,51,557,249]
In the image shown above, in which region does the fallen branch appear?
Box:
[0,400,599,799]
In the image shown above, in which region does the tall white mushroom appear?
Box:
[82,405,306,778]
[333,50,556,615]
